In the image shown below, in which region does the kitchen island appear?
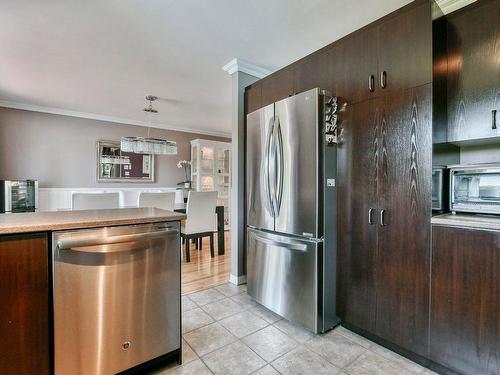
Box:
[0,208,186,375]
[0,207,185,234]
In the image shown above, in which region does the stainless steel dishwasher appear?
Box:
[52,222,181,375]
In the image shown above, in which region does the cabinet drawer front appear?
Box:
[247,228,319,332]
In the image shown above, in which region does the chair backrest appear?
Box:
[72,192,120,210]
[137,191,176,211]
[185,191,218,234]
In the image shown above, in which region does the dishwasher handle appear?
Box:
[57,228,178,252]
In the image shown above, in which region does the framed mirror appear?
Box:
[97,140,154,182]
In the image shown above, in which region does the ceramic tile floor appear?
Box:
[155,283,438,375]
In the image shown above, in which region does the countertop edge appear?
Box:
[0,208,186,235]
[0,216,185,235]
[431,221,500,231]
[431,214,500,232]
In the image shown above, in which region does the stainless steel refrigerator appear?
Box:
[246,87,340,333]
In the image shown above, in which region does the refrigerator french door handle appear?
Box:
[275,118,284,216]
[269,116,280,218]
[266,117,276,217]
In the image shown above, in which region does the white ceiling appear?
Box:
[0,0,440,137]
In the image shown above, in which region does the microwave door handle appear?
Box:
[4,181,12,212]
[34,181,39,210]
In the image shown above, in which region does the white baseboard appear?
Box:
[229,274,247,285]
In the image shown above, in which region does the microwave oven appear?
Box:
[450,164,500,215]
[0,180,39,213]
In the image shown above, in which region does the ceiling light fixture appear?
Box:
[143,95,158,113]
[120,95,178,155]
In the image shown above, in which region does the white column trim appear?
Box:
[222,58,273,78]
[436,0,477,14]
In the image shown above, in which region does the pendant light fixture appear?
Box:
[120,95,178,155]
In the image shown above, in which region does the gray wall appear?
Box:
[0,107,230,188]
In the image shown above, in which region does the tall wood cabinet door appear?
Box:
[332,26,379,106]
[0,233,50,375]
[377,1,432,93]
[261,67,295,107]
[375,84,432,357]
[446,0,500,142]
[337,98,379,333]
[430,226,499,375]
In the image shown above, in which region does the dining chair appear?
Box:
[181,191,218,262]
[137,191,176,211]
[71,192,120,210]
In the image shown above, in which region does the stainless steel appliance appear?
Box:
[0,180,38,213]
[246,87,339,333]
[53,222,181,375]
[432,166,449,211]
[450,164,500,214]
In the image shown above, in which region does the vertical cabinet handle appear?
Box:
[368,75,375,92]
[368,208,374,225]
[380,71,387,89]
[380,209,386,226]
[492,110,497,130]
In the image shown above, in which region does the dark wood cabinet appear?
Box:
[377,1,432,93]
[375,85,432,357]
[337,99,378,333]
[446,0,500,143]
[0,233,50,375]
[245,82,262,114]
[332,0,431,106]
[260,66,295,107]
[430,226,499,375]
[338,84,432,357]
[293,50,334,96]
[330,27,379,105]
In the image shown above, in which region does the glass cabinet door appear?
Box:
[217,149,230,174]
[216,147,231,226]
[201,175,214,191]
[191,145,198,174]
[200,146,215,174]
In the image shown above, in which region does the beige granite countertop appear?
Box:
[431,213,500,231]
[0,208,186,235]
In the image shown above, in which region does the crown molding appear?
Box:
[436,0,477,14]
[222,58,273,78]
[0,100,231,138]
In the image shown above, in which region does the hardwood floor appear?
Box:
[181,231,231,294]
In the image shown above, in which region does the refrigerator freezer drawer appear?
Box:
[247,227,320,332]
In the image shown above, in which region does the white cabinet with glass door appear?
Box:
[190,139,231,228]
